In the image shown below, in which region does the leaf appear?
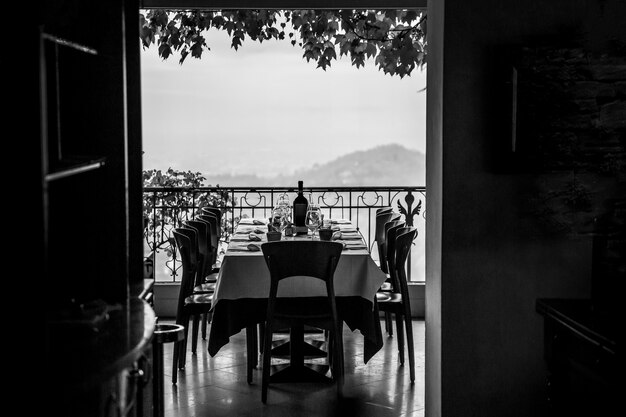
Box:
[212,15,225,27]
[323,47,337,60]
[354,42,367,54]
[224,21,235,36]
[317,57,330,71]
[303,50,315,62]
[158,43,172,59]
[140,9,428,79]
[179,48,189,64]
[190,41,203,58]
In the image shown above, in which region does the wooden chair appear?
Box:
[381,220,404,273]
[372,210,393,260]
[259,240,345,403]
[378,222,406,339]
[183,219,218,340]
[384,222,407,283]
[377,216,403,336]
[171,228,214,384]
[376,227,418,383]
[376,212,402,273]
[372,211,395,334]
[183,220,217,292]
[197,213,221,273]
[199,206,222,269]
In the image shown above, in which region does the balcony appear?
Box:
[143,186,426,315]
[144,185,425,278]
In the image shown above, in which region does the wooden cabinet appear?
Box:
[536,299,620,417]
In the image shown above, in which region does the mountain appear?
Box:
[205,144,425,187]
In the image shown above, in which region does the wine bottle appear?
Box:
[293,180,308,235]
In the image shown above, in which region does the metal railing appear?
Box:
[143,186,426,283]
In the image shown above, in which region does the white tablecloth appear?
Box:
[212,219,386,306]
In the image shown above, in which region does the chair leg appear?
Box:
[246,326,257,384]
[172,340,180,385]
[261,323,273,404]
[333,322,344,397]
[385,312,393,337]
[201,313,208,340]
[395,312,405,366]
[252,325,259,368]
[179,315,190,370]
[327,329,334,370]
[258,322,265,354]
[191,315,200,355]
[403,306,416,383]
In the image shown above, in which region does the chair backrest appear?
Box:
[201,207,222,242]
[376,206,393,216]
[374,211,395,261]
[174,227,198,278]
[261,240,343,282]
[394,227,418,299]
[379,219,403,274]
[375,211,394,244]
[261,240,343,320]
[197,214,219,264]
[385,221,406,287]
[172,229,198,318]
[184,220,210,284]
[201,206,222,226]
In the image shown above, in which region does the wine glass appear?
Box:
[270,207,286,233]
[277,193,290,208]
[281,204,292,227]
[305,204,322,239]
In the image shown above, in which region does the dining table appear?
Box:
[207,217,388,382]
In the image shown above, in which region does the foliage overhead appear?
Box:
[140,9,427,78]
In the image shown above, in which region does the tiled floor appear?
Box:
[160,318,425,417]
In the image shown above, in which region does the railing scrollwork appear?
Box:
[143,186,426,283]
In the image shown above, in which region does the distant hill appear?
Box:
[205,144,425,187]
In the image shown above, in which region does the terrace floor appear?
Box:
[160,318,425,417]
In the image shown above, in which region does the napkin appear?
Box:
[330,219,352,224]
[228,242,262,252]
[337,232,363,240]
[332,231,363,241]
[235,227,265,234]
[247,243,261,251]
[248,233,262,241]
[342,242,368,250]
[238,218,266,225]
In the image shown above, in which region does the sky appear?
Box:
[140,27,427,177]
